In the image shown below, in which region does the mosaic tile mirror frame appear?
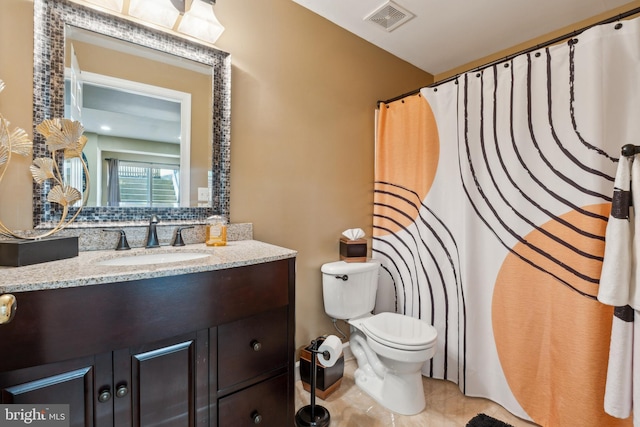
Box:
[33,0,231,226]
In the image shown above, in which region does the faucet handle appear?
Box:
[172,226,194,247]
[103,229,131,251]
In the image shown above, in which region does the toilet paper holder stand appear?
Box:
[295,339,332,427]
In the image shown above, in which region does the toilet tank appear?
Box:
[321,260,379,320]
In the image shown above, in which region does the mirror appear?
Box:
[33,0,230,226]
[64,26,210,208]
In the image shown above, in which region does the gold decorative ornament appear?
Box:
[0,78,89,239]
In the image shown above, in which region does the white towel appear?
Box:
[599,155,633,307]
[599,154,640,423]
[603,306,634,418]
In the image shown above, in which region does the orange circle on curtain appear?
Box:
[492,203,631,427]
[373,94,439,237]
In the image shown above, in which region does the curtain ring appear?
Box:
[615,23,623,30]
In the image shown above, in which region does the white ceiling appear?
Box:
[292,0,634,76]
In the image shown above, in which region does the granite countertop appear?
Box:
[0,240,297,293]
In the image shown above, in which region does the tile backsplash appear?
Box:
[20,223,253,252]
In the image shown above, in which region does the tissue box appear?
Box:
[339,237,367,262]
[299,339,344,400]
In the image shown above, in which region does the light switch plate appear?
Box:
[198,187,209,201]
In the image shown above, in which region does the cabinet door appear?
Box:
[0,354,112,427]
[116,331,209,427]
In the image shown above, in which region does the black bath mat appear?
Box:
[466,413,514,427]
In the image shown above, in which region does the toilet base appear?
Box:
[353,364,426,416]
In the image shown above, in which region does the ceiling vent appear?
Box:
[365,1,415,32]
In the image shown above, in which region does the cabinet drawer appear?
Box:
[218,374,288,426]
[218,307,288,389]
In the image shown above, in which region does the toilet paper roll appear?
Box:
[317,335,343,367]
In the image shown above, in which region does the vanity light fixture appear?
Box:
[128,0,185,30]
[177,0,225,44]
[75,0,224,45]
[84,0,123,12]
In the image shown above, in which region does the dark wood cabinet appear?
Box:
[0,258,296,427]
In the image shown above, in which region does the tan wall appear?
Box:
[212,0,432,349]
[0,0,432,350]
[3,0,640,353]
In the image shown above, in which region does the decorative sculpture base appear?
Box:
[0,236,79,266]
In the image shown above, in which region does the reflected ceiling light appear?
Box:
[84,0,124,12]
[129,0,185,29]
[177,0,225,44]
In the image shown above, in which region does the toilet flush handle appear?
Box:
[335,275,348,281]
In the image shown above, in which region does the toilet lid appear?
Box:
[362,312,437,349]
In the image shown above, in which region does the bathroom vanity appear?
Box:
[0,241,296,427]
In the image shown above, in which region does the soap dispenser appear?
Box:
[205,215,227,246]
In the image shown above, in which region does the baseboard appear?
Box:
[295,341,353,383]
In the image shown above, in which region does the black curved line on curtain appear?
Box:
[374,184,460,325]
[510,55,611,220]
[376,181,464,294]
[568,42,619,164]
[374,181,466,384]
[480,64,607,261]
[379,263,399,313]
[502,62,608,241]
[372,210,427,319]
[373,226,449,378]
[370,235,415,315]
[372,211,451,378]
[370,244,408,314]
[466,72,603,282]
[462,73,600,295]
[372,189,450,324]
[372,187,440,319]
[539,49,614,195]
[479,65,605,262]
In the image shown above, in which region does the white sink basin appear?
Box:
[96,252,210,266]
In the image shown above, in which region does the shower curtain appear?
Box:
[373,16,640,427]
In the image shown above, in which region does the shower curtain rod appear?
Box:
[377,6,640,107]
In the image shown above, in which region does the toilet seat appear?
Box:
[361,312,437,351]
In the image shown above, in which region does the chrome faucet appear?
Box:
[145,215,160,248]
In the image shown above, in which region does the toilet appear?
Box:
[321,260,437,416]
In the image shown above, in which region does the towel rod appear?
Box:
[621,144,640,157]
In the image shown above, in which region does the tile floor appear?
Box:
[294,359,541,427]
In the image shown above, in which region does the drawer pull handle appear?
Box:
[0,294,17,325]
[251,411,262,424]
[98,387,112,403]
[116,383,129,398]
[250,340,262,352]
